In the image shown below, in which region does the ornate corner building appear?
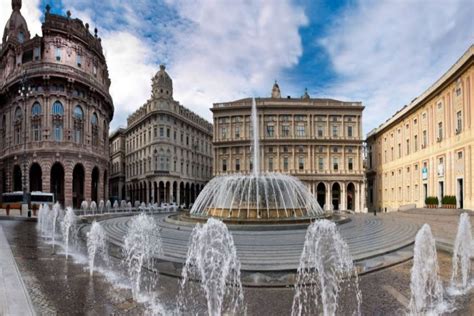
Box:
[212,82,366,212]
[366,45,474,211]
[0,1,114,208]
[111,65,213,206]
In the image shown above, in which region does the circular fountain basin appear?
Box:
[91,213,420,286]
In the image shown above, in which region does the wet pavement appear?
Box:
[1,215,473,315]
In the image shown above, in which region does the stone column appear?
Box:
[341,183,346,211]
[326,183,331,211]
[64,168,73,207]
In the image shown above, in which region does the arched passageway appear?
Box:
[13,165,22,191]
[316,182,326,209]
[73,164,85,209]
[332,183,341,211]
[347,183,355,211]
[29,163,42,192]
[50,162,65,206]
[91,167,99,203]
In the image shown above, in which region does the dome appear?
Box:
[152,64,173,99]
[2,0,30,44]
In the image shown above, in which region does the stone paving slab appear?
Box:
[0,226,35,316]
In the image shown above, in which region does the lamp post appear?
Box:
[18,70,31,214]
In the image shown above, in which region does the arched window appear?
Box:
[52,101,64,115]
[52,101,63,141]
[73,106,84,143]
[31,102,41,116]
[91,112,98,146]
[31,102,42,141]
[73,105,83,120]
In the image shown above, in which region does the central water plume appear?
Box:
[123,213,162,299]
[87,221,108,277]
[451,213,472,291]
[292,219,361,316]
[61,207,77,258]
[408,224,444,314]
[178,218,244,316]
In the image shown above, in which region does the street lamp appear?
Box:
[18,70,31,214]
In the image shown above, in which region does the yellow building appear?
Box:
[366,45,474,211]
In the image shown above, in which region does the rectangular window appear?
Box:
[438,122,443,141]
[414,135,418,152]
[221,127,227,139]
[283,157,289,171]
[266,125,274,137]
[55,47,61,61]
[281,125,290,137]
[348,157,353,171]
[298,157,304,170]
[406,139,410,155]
[32,123,41,141]
[456,111,462,133]
[318,157,324,171]
[398,143,401,158]
[222,159,227,172]
[317,125,323,137]
[333,157,339,171]
[296,125,305,137]
[235,159,240,171]
[167,128,170,138]
[347,125,353,137]
[268,157,273,171]
[235,126,240,139]
[160,127,164,137]
[33,47,41,61]
[332,125,338,137]
[76,54,82,67]
[423,130,427,147]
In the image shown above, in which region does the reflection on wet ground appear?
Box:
[1,219,473,315]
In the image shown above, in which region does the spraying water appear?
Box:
[90,201,97,215]
[106,200,112,213]
[51,202,61,246]
[61,207,77,259]
[87,221,108,277]
[99,200,105,213]
[291,219,361,316]
[178,218,244,316]
[408,224,444,315]
[113,200,119,210]
[450,213,472,291]
[123,213,162,299]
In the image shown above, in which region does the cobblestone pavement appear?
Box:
[1,210,473,315]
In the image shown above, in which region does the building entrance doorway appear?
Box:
[316,183,326,209]
[438,181,444,206]
[332,183,340,211]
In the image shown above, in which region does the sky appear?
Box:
[1,0,473,135]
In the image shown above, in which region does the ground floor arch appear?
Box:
[13,165,22,192]
[347,182,355,211]
[29,163,42,192]
[332,182,341,211]
[50,162,65,206]
[73,164,85,209]
[316,182,326,209]
[91,167,100,203]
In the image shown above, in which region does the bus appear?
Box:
[1,192,55,211]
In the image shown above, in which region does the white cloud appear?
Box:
[163,0,308,123]
[320,0,474,135]
[0,0,42,38]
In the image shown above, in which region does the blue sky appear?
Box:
[2,0,473,135]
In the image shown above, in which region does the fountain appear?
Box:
[188,98,325,223]
[113,200,119,210]
[81,200,89,214]
[90,201,97,215]
[121,200,127,210]
[87,221,108,277]
[61,207,77,259]
[450,213,472,291]
[99,200,105,213]
[291,220,361,316]
[408,224,444,314]
[178,218,244,316]
[106,200,112,212]
[51,202,62,246]
[123,213,162,299]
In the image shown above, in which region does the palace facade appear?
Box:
[212,83,366,212]
[366,45,474,211]
[114,65,213,206]
[0,1,114,207]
